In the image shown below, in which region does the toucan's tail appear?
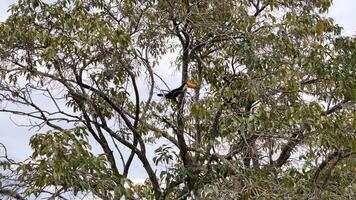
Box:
[157,93,164,97]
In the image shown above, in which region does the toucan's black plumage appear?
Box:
[157,82,197,101]
[157,83,186,100]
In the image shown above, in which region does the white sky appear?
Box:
[0,0,355,183]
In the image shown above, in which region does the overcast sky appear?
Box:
[0,0,355,182]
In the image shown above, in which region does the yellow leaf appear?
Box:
[316,21,324,36]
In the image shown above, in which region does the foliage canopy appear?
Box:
[0,0,355,199]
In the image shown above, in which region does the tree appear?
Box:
[0,0,355,199]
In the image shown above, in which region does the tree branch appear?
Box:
[313,149,355,184]
[0,189,25,200]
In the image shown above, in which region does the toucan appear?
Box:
[157,82,197,101]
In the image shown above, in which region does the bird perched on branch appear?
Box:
[157,82,197,102]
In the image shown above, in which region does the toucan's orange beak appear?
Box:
[186,82,197,89]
